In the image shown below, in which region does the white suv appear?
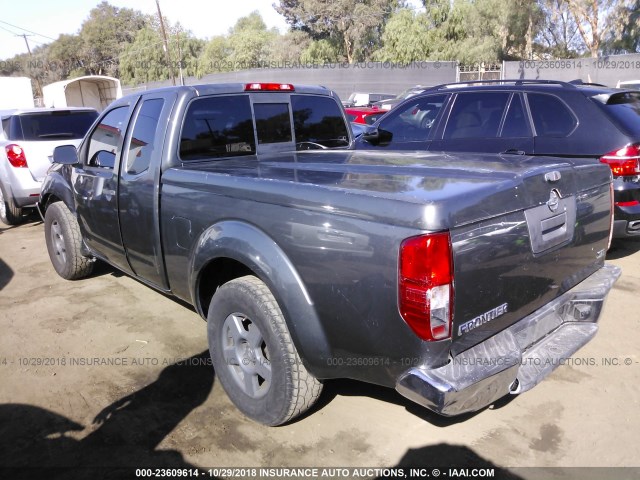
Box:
[0,108,98,225]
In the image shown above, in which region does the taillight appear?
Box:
[5,144,27,168]
[600,144,640,176]
[398,232,453,341]
[244,83,295,91]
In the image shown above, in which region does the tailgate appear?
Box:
[449,160,612,355]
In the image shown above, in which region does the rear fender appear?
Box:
[190,220,332,376]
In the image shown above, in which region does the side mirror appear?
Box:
[52,145,79,165]
[362,128,392,146]
[361,128,380,144]
[90,150,116,169]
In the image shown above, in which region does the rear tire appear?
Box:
[0,182,24,226]
[44,202,94,280]
[208,275,323,426]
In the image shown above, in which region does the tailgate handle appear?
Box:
[540,212,567,243]
[525,195,576,254]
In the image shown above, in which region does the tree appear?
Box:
[374,9,431,63]
[119,25,203,84]
[47,34,87,78]
[602,0,640,54]
[197,36,232,75]
[226,11,278,69]
[79,1,148,76]
[275,0,399,63]
[269,30,312,65]
[565,0,635,57]
[536,0,583,58]
[300,39,340,63]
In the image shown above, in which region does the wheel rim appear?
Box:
[50,220,67,265]
[0,187,6,219]
[221,312,272,399]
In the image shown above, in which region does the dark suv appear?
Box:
[355,80,640,238]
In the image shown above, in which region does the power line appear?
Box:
[0,19,57,41]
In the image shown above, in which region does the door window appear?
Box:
[124,99,165,174]
[376,94,447,144]
[501,95,531,138]
[86,107,129,169]
[444,92,510,139]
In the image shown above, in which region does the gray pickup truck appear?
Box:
[39,83,620,426]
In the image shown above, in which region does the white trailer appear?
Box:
[42,75,122,112]
[0,77,34,109]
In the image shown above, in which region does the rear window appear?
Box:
[593,91,640,137]
[10,110,98,141]
[254,103,292,144]
[180,95,256,161]
[291,95,349,149]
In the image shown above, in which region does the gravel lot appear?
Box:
[1,217,639,479]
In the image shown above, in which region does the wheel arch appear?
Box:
[190,220,332,377]
[39,170,76,215]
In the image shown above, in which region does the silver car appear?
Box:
[0,107,98,225]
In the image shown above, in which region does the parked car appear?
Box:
[373,85,429,111]
[342,92,395,107]
[0,107,99,225]
[356,79,640,238]
[344,106,386,125]
[40,82,619,426]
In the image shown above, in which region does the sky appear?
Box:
[0,0,424,61]
[0,0,290,60]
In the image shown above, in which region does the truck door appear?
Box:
[117,92,176,289]
[74,103,134,272]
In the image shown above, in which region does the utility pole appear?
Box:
[155,0,176,86]
[176,28,184,86]
[18,33,32,54]
[17,33,43,100]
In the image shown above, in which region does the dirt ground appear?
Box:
[1,217,639,479]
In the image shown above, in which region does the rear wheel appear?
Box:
[0,183,24,226]
[44,202,94,280]
[208,275,323,426]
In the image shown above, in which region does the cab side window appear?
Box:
[86,107,129,169]
[179,95,255,161]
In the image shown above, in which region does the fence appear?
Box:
[122,53,640,100]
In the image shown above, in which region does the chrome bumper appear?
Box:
[396,264,621,416]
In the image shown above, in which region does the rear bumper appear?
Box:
[2,167,41,208]
[612,219,640,238]
[396,264,621,416]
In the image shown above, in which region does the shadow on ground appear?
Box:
[0,351,218,480]
[607,237,640,260]
[314,378,517,428]
[375,443,523,479]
